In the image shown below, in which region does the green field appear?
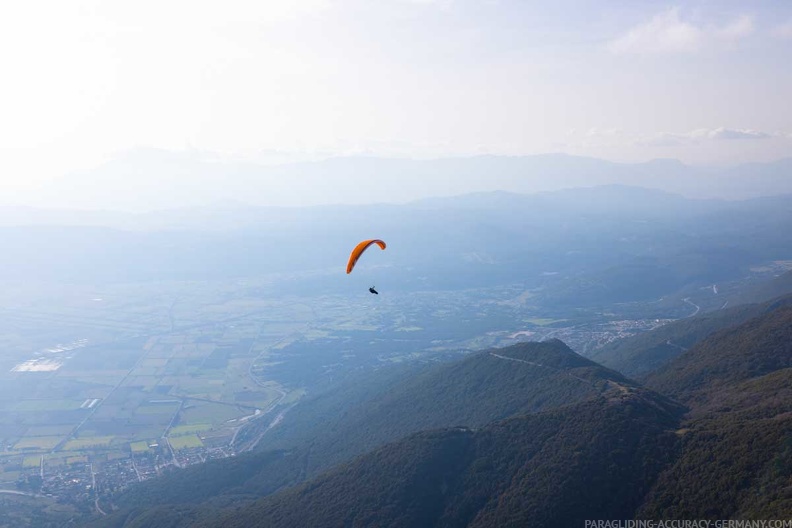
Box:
[0,280,544,471]
[525,318,567,326]
[130,441,152,453]
[280,389,306,405]
[13,437,61,451]
[40,455,69,467]
[140,358,169,368]
[136,403,180,415]
[170,424,212,436]
[0,470,22,484]
[24,425,75,437]
[179,402,247,425]
[169,435,203,449]
[62,436,115,451]
[127,368,160,377]
[22,456,40,468]
[13,400,83,412]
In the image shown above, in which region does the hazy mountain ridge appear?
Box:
[3,181,790,232]
[2,186,790,303]
[24,151,792,211]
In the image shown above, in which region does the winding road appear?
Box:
[489,352,594,385]
[683,297,700,317]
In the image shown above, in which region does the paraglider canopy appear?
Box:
[346,239,386,274]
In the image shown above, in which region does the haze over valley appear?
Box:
[1,183,791,525]
[2,0,792,525]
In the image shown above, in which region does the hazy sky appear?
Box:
[2,0,791,196]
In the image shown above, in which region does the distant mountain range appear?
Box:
[13,149,792,211]
[91,296,792,526]
[2,186,791,306]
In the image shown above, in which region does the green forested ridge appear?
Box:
[198,390,681,528]
[589,293,792,377]
[93,304,792,527]
[639,306,792,519]
[644,304,792,403]
[96,340,630,524]
[255,339,633,474]
[638,382,792,519]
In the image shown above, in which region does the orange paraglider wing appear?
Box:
[346,239,386,274]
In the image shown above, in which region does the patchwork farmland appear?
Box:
[0,274,687,512]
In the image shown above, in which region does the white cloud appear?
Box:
[637,133,689,148]
[397,0,453,4]
[607,8,702,54]
[638,127,775,147]
[585,127,623,138]
[771,20,792,39]
[715,14,754,40]
[607,8,754,54]
[706,127,769,140]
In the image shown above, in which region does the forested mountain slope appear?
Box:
[589,293,792,377]
[639,306,792,518]
[116,389,682,528]
[92,305,792,526]
[644,304,792,402]
[253,339,634,473]
[98,340,632,524]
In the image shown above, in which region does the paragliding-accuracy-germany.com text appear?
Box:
[584,521,792,528]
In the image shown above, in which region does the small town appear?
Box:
[11,443,239,514]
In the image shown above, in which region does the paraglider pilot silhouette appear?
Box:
[346,239,386,294]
